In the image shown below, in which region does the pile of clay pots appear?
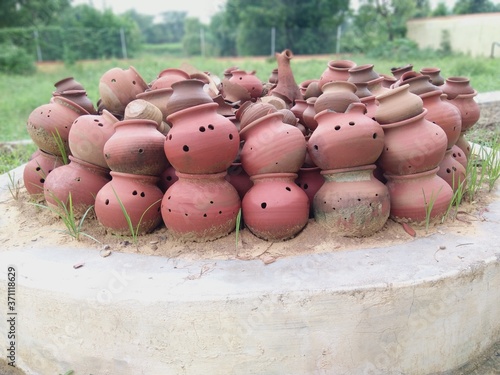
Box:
[23,49,480,242]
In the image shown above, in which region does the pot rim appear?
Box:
[109,171,160,183]
[175,171,227,180]
[165,102,218,123]
[321,164,376,175]
[383,166,440,181]
[239,111,285,139]
[375,83,410,101]
[379,108,427,129]
[113,118,160,130]
[250,172,298,182]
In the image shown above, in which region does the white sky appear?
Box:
[71,0,227,23]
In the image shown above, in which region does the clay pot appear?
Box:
[347,64,380,84]
[124,99,163,127]
[295,166,324,217]
[235,101,277,131]
[54,77,84,92]
[26,96,89,156]
[353,82,373,99]
[220,78,252,103]
[52,90,97,114]
[277,108,298,126]
[95,172,163,235]
[239,112,307,176]
[384,167,453,223]
[225,162,253,200]
[308,103,385,170]
[103,119,168,176]
[314,81,361,114]
[228,70,263,99]
[290,99,308,125]
[455,134,472,160]
[301,80,322,99]
[437,149,467,192]
[420,90,462,149]
[271,49,303,105]
[158,165,179,193]
[360,95,378,119]
[165,102,240,174]
[242,172,309,241]
[374,84,424,124]
[44,156,111,216]
[390,64,413,80]
[260,95,288,110]
[440,76,475,100]
[166,79,214,117]
[301,97,318,132]
[150,68,190,90]
[450,144,468,169]
[161,171,241,242]
[319,59,357,88]
[380,74,397,88]
[68,109,118,168]
[377,109,448,175]
[394,71,439,96]
[213,94,238,117]
[446,92,480,133]
[98,66,149,115]
[420,67,445,86]
[23,149,64,196]
[268,68,279,84]
[136,88,173,121]
[313,164,390,237]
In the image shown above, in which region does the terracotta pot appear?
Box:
[295,166,324,217]
[271,49,303,105]
[455,133,472,160]
[377,109,448,175]
[68,109,118,169]
[380,74,397,88]
[235,101,277,131]
[446,91,480,133]
[239,112,306,176]
[98,66,149,115]
[301,97,318,132]
[26,96,89,156]
[136,88,173,121]
[23,149,64,196]
[52,90,97,115]
[161,171,241,242]
[124,99,163,127]
[301,80,322,99]
[314,81,361,114]
[54,76,85,92]
[313,165,390,237]
[308,103,385,170]
[384,167,453,223]
[103,119,169,176]
[228,70,263,99]
[360,95,378,119]
[419,67,445,86]
[220,78,252,103]
[95,172,163,235]
[393,71,439,96]
[225,162,253,200]
[319,59,357,88]
[390,64,413,80]
[450,144,468,169]
[367,76,388,96]
[268,68,279,84]
[165,102,240,174]
[437,149,467,192]
[44,156,111,216]
[165,79,214,117]
[420,90,462,149]
[374,84,424,124]
[242,172,309,241]
[158,165,179,193]
[353,82,373,99]
[150,68,190,90]
[290,99,308,125]
[441,76,475,100]
[347,64,380,84]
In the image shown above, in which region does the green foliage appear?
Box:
[0,43,36,75]
[453,0,500,14]
[0,0,71,27]
[366,38,423,60]
[182,18,205,56]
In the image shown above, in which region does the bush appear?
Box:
[0,43,36,75]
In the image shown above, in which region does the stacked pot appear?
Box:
[375,83,453,223]
[161,79,242,242]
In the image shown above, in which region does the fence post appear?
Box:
[120,27,128,59]
[34,29,43,62]
[336,25,342,54]
[200,28,205,57]
[271,27,276,56]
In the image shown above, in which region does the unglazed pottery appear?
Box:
[313,165,390,237]
[295,166,324,217]
[235,101,276,131]
[347,64,380,84]
[393,71,439,96]
[242,173,309,241]
[440,76,475,100]
[314,81,361,114]
[94,172,163,235]
[318,59,357,88]
[166,79,214,117]
[23,149,64,196]
[446,91,480,133]
[437,149,467,192]
[225,162,253,200]
[228,70,263,99]
[149,68,190,90]
[390,64,413,80]
[419,67,445,86]
[450,144,468,169]
[161,171,241,242]
[165,102,240,174]
[271,49,303,104]
[136,88,174,121]
[52,89,97,115]
[374,84,424,124]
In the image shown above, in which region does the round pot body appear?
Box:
[52,90,97,115]
[136,88,173,120]
[390,64,413,80]
[236,101,277,131]
[455,134,472,160]
[165,79,214,117]
[295,166,325,218]
[103,119,168,176]
[158,165,179,193]
[420,90,462,149]
[314,81,360,114]
[150,68,190,90]
[450,144,468,169]
[54,76,85,92]
[26,96,89,156]
[374,84,424,125]
[419,67,445,86]
[98,66,149,115]
[384,167,453,223]
[225,163,253,200]
[377,109,448,175]
[44,156,111,216]
[347,64,380,84]
[165,102,240,174]
[437,149,467,193]
[161,172,241,242]
[239,112,306,176]
[290,99,308,125]
[242,173,309,241]
[393,72,439,96]
[446,92,480,132]
[301,98,318,132]
[440,76,475,100]
[271,49,303,105]
[307,103,385,170]
[95,172,163,235]
[68,110,118,168]
[228,70,263,99]
[23,149,64,196]
[313,165,390,237]
[318,59,357,88]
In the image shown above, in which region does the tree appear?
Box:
[0,0,71,27]
[453,0,500,14]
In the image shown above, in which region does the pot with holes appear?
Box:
[23,149,65,196]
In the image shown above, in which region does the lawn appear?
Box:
[0,52,499,173]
